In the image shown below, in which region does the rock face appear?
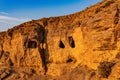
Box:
[1,0,120,79]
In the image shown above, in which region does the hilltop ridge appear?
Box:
[1,0,120,80]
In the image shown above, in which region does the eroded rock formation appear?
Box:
[1,0,120,80]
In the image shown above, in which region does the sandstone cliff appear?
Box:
[1,0,120,80]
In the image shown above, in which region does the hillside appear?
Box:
[1,0,120,80]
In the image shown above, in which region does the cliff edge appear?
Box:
[1,0,120,80]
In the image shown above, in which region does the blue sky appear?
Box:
[0,0,102,31]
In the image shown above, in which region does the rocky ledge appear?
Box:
[1,0,120,80]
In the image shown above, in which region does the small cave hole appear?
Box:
[28,41,37,48]
[66,56,76,63]
[68,36,75,48]
[67,58,73,63]
[59,40,65,48]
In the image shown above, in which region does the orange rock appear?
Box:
[1,0,120,79]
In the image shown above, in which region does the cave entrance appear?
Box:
[28,40,37,48]
[59,40,65,48]
[68,36,75,48]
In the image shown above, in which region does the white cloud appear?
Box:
[0,15,31,31]
[0,20,9,24]
[0,12,9,15]
[0,15,30,22]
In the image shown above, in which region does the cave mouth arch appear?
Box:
[59,40,65,48]
[28,40,37,48]
[68,36,75,48]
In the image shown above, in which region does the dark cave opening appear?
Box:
[68,36,75,48]
[66,56,76,63]
[28,41,37,48]
[66,58,73,63]
[59,40,65,48]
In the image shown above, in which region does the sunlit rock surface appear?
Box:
[1,0,120,80]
